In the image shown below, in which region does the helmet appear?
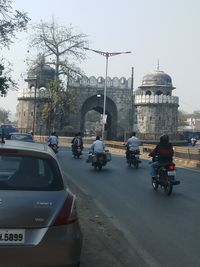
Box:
[160,134,169,143]
[130,132,136,137]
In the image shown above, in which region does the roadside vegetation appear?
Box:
[0,0,30,95]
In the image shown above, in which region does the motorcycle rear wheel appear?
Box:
[152,178,159,190]
[164,180,173,196]
[134,160,139,169]
[98,165,102,170]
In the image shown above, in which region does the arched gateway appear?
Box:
[68,75,133,139]
[80,95,118,139]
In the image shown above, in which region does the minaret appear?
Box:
[134,67,179,141]
[16,65,55,134]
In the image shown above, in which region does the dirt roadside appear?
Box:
[65,177,148,267]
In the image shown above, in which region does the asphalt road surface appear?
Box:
[58,147,200,267]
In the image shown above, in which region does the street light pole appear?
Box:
[102,53,108,140]
[84,48,131,140]
[32,77,38,136]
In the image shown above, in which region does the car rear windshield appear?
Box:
[10,134,33,141]
[0,155,64,191]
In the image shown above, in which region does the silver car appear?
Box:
[0,140,82,267]
[6,132,34,142]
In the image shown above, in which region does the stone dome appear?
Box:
[27,65,55,80]
[140,70,174,88]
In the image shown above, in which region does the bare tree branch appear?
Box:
[29,17,88,82]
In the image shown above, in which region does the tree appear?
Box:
[28,18,88,132]
[0,0,30,95]
[29,18,88,82]
[0,59,15,95]
[178,110,189,126]
[0,107,10,123]
[0,0,29,47]
[40,80,77,134]
[192,110,200,119]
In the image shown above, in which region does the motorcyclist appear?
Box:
[48,132,58,153]
[90,135,105,154]
[125,132,141,161]
[48,132,58,145]
[71,132,83,154]
[149,134,174,180]
[191,137,197,146]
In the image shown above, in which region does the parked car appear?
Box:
[6,132,34,142]
[0,140,82,267]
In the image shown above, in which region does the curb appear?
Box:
[107,147,200,170]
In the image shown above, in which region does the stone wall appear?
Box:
[135,94,179,104]
[135,104,178,135]
[68,75,132,89]
[68,85,133,139]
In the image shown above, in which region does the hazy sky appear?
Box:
[0,0,200,117]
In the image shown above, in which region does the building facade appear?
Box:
[16,65,179,140]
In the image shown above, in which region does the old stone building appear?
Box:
[134,68,179,140]
[16,65,179,140]
[16,65,55,133]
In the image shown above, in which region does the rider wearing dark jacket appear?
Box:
[149,135,174,178]
[71,132,83,154]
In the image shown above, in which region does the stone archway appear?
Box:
[80,95,118,140]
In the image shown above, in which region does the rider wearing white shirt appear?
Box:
[90,136,105,154]
[48,132,58,145]
[125,132,141,159]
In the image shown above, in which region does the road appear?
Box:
[58,147,200,267]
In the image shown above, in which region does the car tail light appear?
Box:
[53,192,78,226]
[168,165,175,171]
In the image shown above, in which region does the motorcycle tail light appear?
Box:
[168,165,175,171]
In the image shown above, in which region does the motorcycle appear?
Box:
[92,152,107,170]
[127,149,141,169]
[72,145,82,159]
[151,161,180,196]
[49,143,58,154]
[87,150,111,171]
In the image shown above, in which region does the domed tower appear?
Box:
[16,65,55,134]
[134,67,179,141]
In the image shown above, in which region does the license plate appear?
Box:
[168,171,176,176]
[0,229,25,244]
